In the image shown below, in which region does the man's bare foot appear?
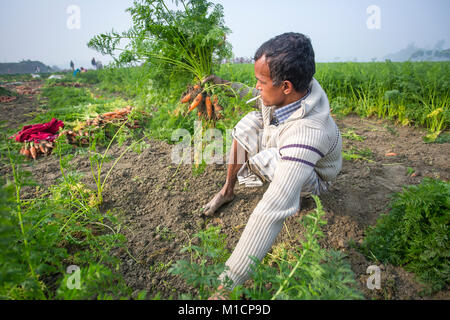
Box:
[202,190,235,216]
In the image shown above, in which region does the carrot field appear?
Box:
[1,59,448,300]
[0,0,449,301]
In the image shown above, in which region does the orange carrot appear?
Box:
[193,84,201,90]
[37,142,45,154]
[205,96,213,120]
[212,95,223,119]
[44,141,53,148]
[30,145,37,160]
[23,148,31,159]
[188,93,203,113]
[116,110,127,117]
[180,93,192,103]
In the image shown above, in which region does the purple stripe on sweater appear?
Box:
[279,144,325,157]
[281,156,315,167]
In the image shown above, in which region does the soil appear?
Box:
[0,80,45,131]
[2,81,449,300]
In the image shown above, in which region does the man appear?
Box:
[202,32,343,298]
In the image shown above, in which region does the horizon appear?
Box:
[0,0,449,69]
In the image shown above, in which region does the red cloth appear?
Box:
[12,118,64,143]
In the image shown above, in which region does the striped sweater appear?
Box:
[220,78,342,288]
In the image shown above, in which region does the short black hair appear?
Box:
[254,32,315,92]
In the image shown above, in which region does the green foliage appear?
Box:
[55,263,132,300]
[88,0,232,86]
[90,61,444,168]
[40,86,96,110]
[219,61,449,135]
[0,135,134,300]
[0,86,18,97]
[241,196,363,300]
[361,178,450,292]
[170,197,363,300]
[169,226,231,300]
[342,129,366,142]
[215,63,256,87]
[97,66,155,97]
[0,73,33,82]
[77,71,101,84]
[342,147,374,162]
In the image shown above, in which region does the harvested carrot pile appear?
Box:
[10,118,64,160]
[61,106,140,146]
[86,105,140,129]
[15,85,35,95]
[0,95,18,103]
[12,106,142,160]
[13,84,43,95]
[49,82,83,88]
[180,84,223,121]
[20,140,56,159]
[63,105,141,146]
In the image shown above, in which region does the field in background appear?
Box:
[0,61,448,300]
[88,61,449,142]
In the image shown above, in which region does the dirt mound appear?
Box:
[0,80,45,131]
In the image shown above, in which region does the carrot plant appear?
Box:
[87,121,147,204]
[215,61,449,140]
[88,0,232,85]
[242,196,363,300]
[168,226,231,300]
[360,178,450,293]
[0,132,136,299]
[169,197,363,300]
[1,139,46,299]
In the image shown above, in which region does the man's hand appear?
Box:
[201,75,230,86]
[208,285,230,300]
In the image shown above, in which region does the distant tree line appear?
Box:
[410,48,450,61]
[0,60,54,75]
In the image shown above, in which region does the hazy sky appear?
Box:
[0,0,449,68]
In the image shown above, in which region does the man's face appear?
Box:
[254,55,285,107]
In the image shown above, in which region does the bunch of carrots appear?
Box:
[180,84,223,121]
[20,106,141,160]
[15,85,40,95]
[85,105,140,129]
[61,130,90,146]
[49,82,83,88]
[66,105,140,145]
[20,140,55,160]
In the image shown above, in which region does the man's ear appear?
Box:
[282,80,294,95]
